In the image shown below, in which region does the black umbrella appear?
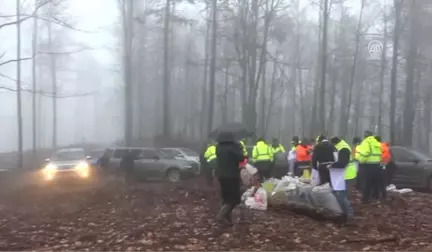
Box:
[209,122,253,141]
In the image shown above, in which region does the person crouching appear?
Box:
[215,132,245,226]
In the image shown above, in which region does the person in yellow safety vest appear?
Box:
[204,142,217,186]
[352,136,362,190]
[356,130,383,204]
[329,136,355,222]
[252,138,274,182]
[271,138,286,154]
[239,139,248,158]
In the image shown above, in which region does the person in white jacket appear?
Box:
[287,136,300,176]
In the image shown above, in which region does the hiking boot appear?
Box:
[217,204,233,226]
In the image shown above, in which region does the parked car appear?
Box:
[109,147,197,182]
[41,148,92,181]
[391,146,432,190]
[159,147,201,174]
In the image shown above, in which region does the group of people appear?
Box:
[203,130,395,225]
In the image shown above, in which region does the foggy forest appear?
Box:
[1,0,432,169]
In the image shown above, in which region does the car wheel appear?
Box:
[166,169,181,183]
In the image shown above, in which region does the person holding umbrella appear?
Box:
[214,131,245,226]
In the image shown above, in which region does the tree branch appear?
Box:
[0,0,51,30]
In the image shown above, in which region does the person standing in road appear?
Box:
[252,138,274,182]
[330,136,355,222]
[356,130,383,204]
[215,132,245,226]
[203,142,217,186]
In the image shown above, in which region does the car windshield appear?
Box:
[179,148,198,156]
[52,149,85,161]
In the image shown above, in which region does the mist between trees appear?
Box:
[1,0,432,169]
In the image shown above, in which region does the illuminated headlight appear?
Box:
[42,163,57,180]
[75,162,89,178]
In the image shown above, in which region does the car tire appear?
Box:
[166,168,181,183]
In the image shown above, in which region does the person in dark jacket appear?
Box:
[120,150,135,185]
[215,132,245,226]
[311,135,336,185]
[97,148,112,175]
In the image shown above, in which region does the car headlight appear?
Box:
[43,163,57,173]
[183,164,193,169]
[42,164,57,180]
[75,162,89,177]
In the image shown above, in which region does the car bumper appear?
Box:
[41,169,89,181]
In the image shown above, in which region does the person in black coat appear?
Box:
[311,135,336,185]
[215,132,245,226]
[120,150,136,185]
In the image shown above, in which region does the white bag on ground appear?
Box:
[311,183,343,214]
[295,183,316,206]
[245,187,268,210]
[241,164,258,186]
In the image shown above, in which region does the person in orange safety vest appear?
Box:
[295,139,312,178]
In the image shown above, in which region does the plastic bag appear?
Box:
[245,187,268,210]
[296,183,316,206]
[241,187,255,201]
[386,184,413,194]
[310,183,343,214]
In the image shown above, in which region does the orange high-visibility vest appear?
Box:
[296,145,311,162]
[382,142,391,164]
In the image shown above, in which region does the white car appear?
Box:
[160,147,201,174]
[41,148,91,181]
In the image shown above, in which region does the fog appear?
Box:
[1,0,432,167]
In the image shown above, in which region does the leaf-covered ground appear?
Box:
[0,177,431,251]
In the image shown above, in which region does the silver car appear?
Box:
[41,148,91,181]
[160,147,201,174]
[109,147,197,182]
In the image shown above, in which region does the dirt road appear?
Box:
[0,176,431,251]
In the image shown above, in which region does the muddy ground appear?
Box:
[0,175,431,251]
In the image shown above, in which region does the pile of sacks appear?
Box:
[241,164,343,217]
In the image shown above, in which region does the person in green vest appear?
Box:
[271,138,286,154]
[331,137,357,192]
[203,142,217,186]
[330,136,355,222]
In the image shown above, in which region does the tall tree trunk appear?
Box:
[377,11,388,137]
[47,6,57,148]
[342,0,364,137]
[16,0,23,169]
[318,0,329,133]
[310,0,323,137]
[162,0,171,137]
[390,0,402,145]
[402,0,418,146]
[31,0,38,159]
[206,0,217,133]
[200,6,210,139]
